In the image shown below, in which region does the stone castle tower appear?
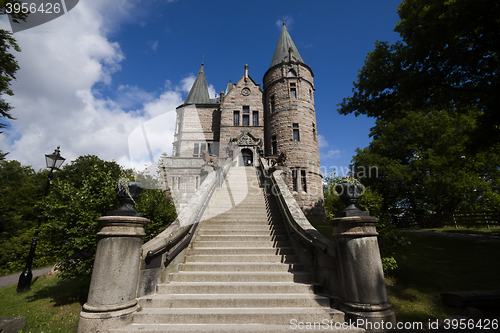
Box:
[164,23,324,216]
[263,23,323,215]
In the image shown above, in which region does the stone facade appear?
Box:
[164,24,324,215]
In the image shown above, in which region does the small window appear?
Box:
[290,83,296,99]
[312,123,317,142]
[252,111,259,126]
[233,111,240,126]
[193,143,200,157]
[287,69,297,77]
[243,105,250,113]
[292,169,298,192]
[243,114,250,126]
[271,95,275,113]
[300,170,307,192]
[293,123,300,141]
[272,135,277,155]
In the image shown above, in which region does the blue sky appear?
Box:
[0,0,403,175]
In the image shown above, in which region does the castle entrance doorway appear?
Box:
[241,148,253,166]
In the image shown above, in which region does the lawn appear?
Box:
[0,273,87,333]
[308,217,500,322]
[422,226,500,237]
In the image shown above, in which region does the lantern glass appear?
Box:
[45,147,66,170]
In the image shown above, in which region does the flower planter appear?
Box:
[114,180,143,215]
[335,182,368,217]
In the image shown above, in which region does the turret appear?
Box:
[263,22,324,216]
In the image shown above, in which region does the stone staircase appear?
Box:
[111,166,354,332]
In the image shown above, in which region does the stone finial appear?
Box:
[244,64,249,81]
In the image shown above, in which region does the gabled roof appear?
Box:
[184,64,211,105]
[269,23,305,68]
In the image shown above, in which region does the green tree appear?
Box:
[0,160,48,274]
[135,188,177,243]
[352,109,500,215]
[39,156,177,281]
[40,164,119,281]
[338,0,500,148]
[57,154,122,189]
[0,1,28,157]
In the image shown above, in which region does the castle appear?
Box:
[163,23,324,216]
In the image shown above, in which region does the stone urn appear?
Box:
[335,181,367,217]
[114,180,144,215]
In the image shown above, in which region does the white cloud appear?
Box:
[323,150,341,159]
[0,0,181,172]
[179,75,196,94]
[178,74,216,98]
[318,134,328,148]
[148,40,158,51]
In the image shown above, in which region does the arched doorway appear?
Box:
[241,148,253,166]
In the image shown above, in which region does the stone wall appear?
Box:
[219,67,264,159]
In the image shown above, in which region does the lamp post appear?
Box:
[17,146,65,293]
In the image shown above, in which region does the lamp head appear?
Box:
[45,146,66,170]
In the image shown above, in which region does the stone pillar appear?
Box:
[331,215,396,328]
[77,216,149,333]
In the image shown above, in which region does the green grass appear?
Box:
[422,226,500,236]
[390,232,500,321]
[308,216,500,322]
[0,274,87,332]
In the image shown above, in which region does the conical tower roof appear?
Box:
[269,23,304,68]
[184,64,211,105]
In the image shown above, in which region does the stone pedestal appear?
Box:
[331,216,396,328]
[77,216,149,333]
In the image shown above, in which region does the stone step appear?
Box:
[138,293,331,308]
[111,324,362,333]
[192,240,291,247]
[199,224,284,230]
[195,235,288,242]
[169,271,310,283]
[130,307,344,325]
[179,262,302,272]
[204,206,268,213]
[185,254,296,263]
[201,217,272,224]
[197,229,286,236]
[188,247,295,255]
[156,282,322,294]
[201,216,271,223]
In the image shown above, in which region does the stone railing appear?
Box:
[259,157,396,327]
[137,157,233,296]
[77,157,233,332]
[258,158,340,297]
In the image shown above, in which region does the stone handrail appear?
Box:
[137,157,233,296]
[142,157,231,256]
[259,157,339,296]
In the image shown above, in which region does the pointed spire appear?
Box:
[269,23,304,68]
[184,63,211,105]
[225,79,233,95]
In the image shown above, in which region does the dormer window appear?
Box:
[287,69,297,77]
